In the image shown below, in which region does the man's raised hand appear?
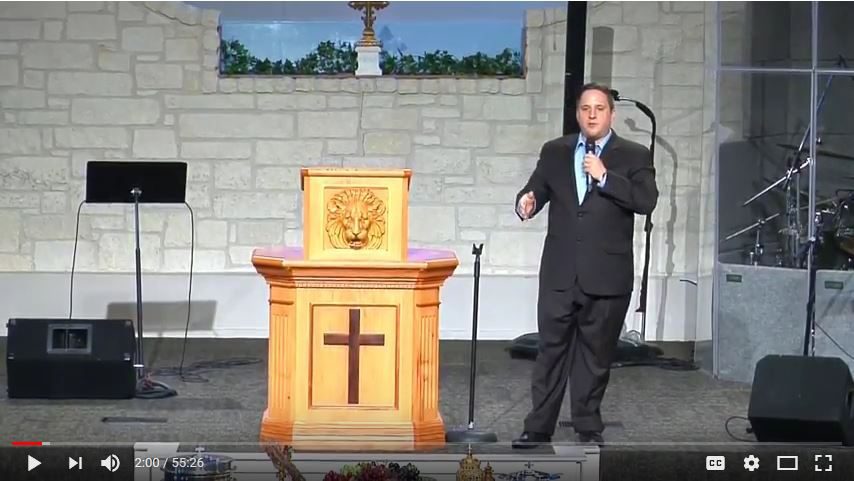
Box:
[518,191,536,220]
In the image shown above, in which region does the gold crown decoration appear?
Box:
[348,1,390,47]
[456,445,484,481]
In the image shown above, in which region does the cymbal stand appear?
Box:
[783,158,803,267]
[742,156,809,267]
[723,214,778,265]
[724,212,782,243]
[748,218,765,266]
[779,55,842,185]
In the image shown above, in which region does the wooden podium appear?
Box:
[252,168,458,451]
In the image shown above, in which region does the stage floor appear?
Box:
[0,338,753,446]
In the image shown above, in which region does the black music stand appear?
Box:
[86,161,187,395]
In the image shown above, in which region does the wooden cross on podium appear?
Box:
[323,308,385,404]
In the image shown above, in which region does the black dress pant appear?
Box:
[523,282,630,435]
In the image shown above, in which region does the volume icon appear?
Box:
[100,454,120,472]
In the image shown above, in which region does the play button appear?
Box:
[27,455,41,471]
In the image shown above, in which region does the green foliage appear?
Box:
[220,39,357,75]
[220,39,523,77]
[381,48,521,76]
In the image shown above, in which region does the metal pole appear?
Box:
[717,66,813,74]
[712,0,723,378]
[132,187,145,376]
[466,244,482,427]
[809,67,854,75]
[803,1,819,356]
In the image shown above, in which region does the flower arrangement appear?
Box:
[322,461,426,481]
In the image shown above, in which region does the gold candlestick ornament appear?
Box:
[348,1,389,47]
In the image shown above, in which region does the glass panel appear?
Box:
[811,72,854,366]
[814,73,854,271]
[720,1,812,68]
[717,71,811,267]
[817,2,854,70]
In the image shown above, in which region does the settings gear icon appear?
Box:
[744,455,760,471]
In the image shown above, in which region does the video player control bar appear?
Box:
[2,445,133,480]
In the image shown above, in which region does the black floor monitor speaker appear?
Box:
[748,354,854,445]
[6,318,137,399]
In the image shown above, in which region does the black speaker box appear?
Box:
[5,318,137,399]
[748,354,854,445]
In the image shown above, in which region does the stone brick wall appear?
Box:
[0,1,720,341]
[0,1,566,275]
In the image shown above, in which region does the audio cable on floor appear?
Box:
[178,201,195,381]
[147,202,262,384]
[68,200,84,319]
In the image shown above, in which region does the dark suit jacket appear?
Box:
[516,132,658,297]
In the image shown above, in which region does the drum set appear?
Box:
[724,55,854,270]
[724,144,854,271]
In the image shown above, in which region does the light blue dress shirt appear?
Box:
[575,130,612,204]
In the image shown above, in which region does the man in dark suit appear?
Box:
[512,83,658,447]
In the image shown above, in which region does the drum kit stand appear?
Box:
[724,155,854,271]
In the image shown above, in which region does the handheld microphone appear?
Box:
[585,139,596,192]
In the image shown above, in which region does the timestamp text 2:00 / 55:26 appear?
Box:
[135,456,206,469]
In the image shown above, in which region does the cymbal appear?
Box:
[724,196,841,241]
[777,143,854,161]
[812,196,839,209]
[782,196,840,210]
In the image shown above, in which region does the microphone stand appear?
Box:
[130,186,177,399]
[131,187,145,381]
[613,91,656,344]
[800,211,821,356]
[446,243,498,443]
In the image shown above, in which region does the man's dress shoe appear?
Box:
[511,431,552,449]
[576,431,604,444]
